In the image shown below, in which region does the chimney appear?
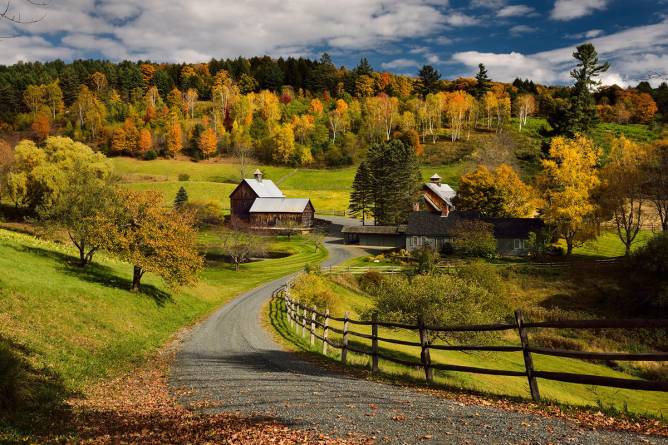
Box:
[430,173,441,186]
[254,169,263,182]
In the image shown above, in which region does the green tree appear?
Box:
[473,63,491,99]
[417,65,441,97]
[348,161,373,225]
[174,186,189,209]
[569,43,609,133]
[366,139,421,225]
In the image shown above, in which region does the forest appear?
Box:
[0,50,666,169]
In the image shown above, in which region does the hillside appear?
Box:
[0,229,325,438]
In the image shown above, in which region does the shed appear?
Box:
[342,225,407,248]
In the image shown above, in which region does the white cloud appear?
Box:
[0,0,482,64]
[551,0,609,21]
[498,5,535,18]
[471,0,506,9]
[381,58,421,69]
[452,19,668,86]
[568,29,604,39]
[509,25,538,35]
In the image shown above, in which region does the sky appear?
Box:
[0,0,667,87]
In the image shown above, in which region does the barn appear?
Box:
[229,170,315,228]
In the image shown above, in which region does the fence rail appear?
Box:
[272,285,668,401]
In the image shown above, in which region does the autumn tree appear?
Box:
[600,136,648,256]
[90,71,108,95]
[105,189,203,292]
[454,164,535,217]
[328,99,349,142]
[44,81,64,120]
[515,94,536,131]
[184,88,198,119]
[31,112,51,140]
[444,91,474,141]
[198,127,218,158]
[166,120,183,157]
[23,84,45,117]
[539,135,601,255]
[271,123,296,164]
[137,128,153,154]
[644,139,668,232]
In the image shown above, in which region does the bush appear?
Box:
[290,273,335,309]
[143,150,158,160]
[358,270,384,291]
[451,220,497,258]
[178,173,190,181]
[411,245,440,274]
[181,200,224,227]
[631,232,668,308]
[365,274,506,343]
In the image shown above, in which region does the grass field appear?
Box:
[270,278,668,418]
[112,157,469,215]
[0,228,325,437]
[572,229,655,258]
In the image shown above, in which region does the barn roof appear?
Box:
[341,225,407,235]
[406,212,544,239]
[249,198,311,213]
[242,178,285,198]
[424,182,456,207]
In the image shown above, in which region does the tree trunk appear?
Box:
[566,239,573,256]
[131,265,143,292]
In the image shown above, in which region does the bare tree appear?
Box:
[305,230,325,252]
[220,230,266,271]
[1,1,49,35]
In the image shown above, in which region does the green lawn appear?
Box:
[270,278,668,418]
[0,228,325,437]
[571,229,655,258]
[112,157,468,215]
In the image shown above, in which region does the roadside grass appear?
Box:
[0,228,325,438]
[270,279,668,418]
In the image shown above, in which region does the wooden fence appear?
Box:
[272,285,668,402]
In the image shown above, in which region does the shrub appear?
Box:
[181,199,224,227]
[411,245,440,274]
[631,232,668,308]
[358,270,384,291]
[178,173,190,181]
[451,220,497,258]
[290,273,335,309]
[143,150,158,160]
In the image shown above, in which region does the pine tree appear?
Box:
[474,63,491,99]
[354,58,374,77]
[174,186,188,209]
[417,65,441,97]
[568,43,609,134]
[348,161,372,225]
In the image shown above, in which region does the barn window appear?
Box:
[514,239,525,250]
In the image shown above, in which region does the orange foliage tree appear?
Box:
[198,127,218,158]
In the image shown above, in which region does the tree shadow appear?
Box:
[0,335,76,442]
[7,244,172,307]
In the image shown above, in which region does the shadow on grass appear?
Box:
[0,336,76,443]
[7,244,172,307]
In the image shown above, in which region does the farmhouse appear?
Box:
[229,170,315,228]
[406,212,544,256]
[419,173,456,217]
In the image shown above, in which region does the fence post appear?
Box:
[515,310,540,402]
[341,311,349,365]
[301,306,307,337]
[418,316,433,383]
[310,305,316,346]
[323,308,330,355]
[371,312,379,373]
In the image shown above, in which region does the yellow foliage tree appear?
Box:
[271,123,296,164]
[166,120,183,157]
[540,135,601,255]
[198,127,218,158]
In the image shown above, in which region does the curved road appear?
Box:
[170,220,666,445]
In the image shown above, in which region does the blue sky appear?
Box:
[1,0,667,86]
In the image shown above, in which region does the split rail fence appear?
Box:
[272,285,668,402]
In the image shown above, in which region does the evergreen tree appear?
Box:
[568,43,609,134]
[417,65,441,97]
[473,63,491,99]
[348,161,372,225]
[366,139,422,225]
[354,58,374,77]
[174,186,188,209]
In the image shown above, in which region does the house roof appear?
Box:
[249,198,311,213]
[241,178,285,198]
[341,225,407,235]
[406,212,544,239]
[424,182,456,208]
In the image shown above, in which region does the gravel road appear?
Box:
[170,219,666,445]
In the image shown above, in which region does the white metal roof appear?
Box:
[243,178,285,198]
[425,182,456,207]
[249,198,311,213]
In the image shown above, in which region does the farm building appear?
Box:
[406,212,544,256]
[342,225,407,248]
[229,170,315,228]
[418,173,456,217]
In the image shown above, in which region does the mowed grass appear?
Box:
[112,157,468,215]
[0,229,325,401]
[571,229,655,258]
[270,279,668,418]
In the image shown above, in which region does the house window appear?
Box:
[514,239,524,250]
